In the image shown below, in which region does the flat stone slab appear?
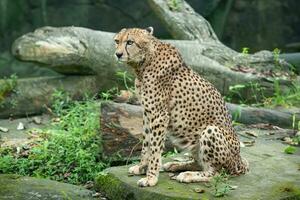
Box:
[95,133,300,200]
[0,174,95,200]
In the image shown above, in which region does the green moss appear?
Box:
[0,174,94,200]
[269,182,300,200]
[95,172,134,200]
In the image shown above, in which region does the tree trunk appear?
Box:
[148,0,295,74]
[12,26,298,102]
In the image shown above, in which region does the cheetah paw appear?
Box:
[128,165,146,175]
[176,171,194,183]
[137,177,158,187]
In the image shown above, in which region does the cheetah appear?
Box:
[113,27,249,187]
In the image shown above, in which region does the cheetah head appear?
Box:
[114,27,154,64]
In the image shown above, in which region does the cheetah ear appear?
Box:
[120,28,127,32]
[145,27,154,35]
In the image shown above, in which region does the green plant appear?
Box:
[242,47,249,55]
[116,70,134,91]
[273,48,281,68]
[100,87,118,101]
[0,74,18,104]
[225,82,264,105]
[0,93,107,185]
[51,89,72,116]
[263,81,300,108]
[163,147,179,158]
[167,0,182,11]
[284,145,297,154]
[211,169,231,197]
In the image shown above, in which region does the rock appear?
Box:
[95,136,300,200]
[0,126,9,132]
[32,116,42,125]
[0,174,95,200]
[17,122,25,130]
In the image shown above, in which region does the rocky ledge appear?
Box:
[95,134,300,200]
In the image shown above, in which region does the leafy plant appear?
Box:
[263,81,300,108]
[273,48,281,68]
[167,0,182,11]
[116,70,134,91]
[100,87,118,101]
[51,89,72,116]
[163,147,179,158]
[0,74,18,105]
[0,93,107,185]
[211,169,231,197]
[225,82,264,105]
[284,146,297,154]
[242,47,249,55]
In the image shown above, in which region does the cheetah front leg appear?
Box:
[129,113,150,175]
[137,112,168,187]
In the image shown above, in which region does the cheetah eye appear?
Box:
[126,40,134,45]
[114,39,119,45]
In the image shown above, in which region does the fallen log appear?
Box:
[148,0,295,74]
[103,101,300,133]
[12,26,297,101]
[0,75,98,118]
[2,75,299,128]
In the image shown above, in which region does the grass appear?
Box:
[225,80,300,108]
[0,91,108,185]
[263,80,300,108]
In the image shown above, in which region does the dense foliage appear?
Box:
[0,91,106,185]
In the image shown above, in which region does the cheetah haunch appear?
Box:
[114,27,249,187]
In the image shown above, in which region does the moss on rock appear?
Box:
[95,138,300,200]
[0,174,94,200]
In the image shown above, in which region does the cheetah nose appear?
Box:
[115,52,123,59]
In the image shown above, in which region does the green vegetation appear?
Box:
[116,70,134,91]
[225,47,300,108]
[226,80,300,108]
[0,74,17,104]
[0,91,107,185]
[225,82,265,105]
[241,47,249,55]
[263,81,300,108]
[167,0,182,11]
[273,48,281,69]
[210,169,232,197]
[284,146,297,154]
[162,147,179,158]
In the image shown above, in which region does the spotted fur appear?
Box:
[114,27,249,187]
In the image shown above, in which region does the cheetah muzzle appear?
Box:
[114,27,249,187]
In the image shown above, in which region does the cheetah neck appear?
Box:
[128,38,162,79]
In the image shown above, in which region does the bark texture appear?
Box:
[12,26,297,101]
[148,0,295,74]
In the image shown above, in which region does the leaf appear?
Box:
[229,84,246,91]
[284,146,297,154]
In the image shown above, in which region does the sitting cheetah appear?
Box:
[114,27,249,187]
